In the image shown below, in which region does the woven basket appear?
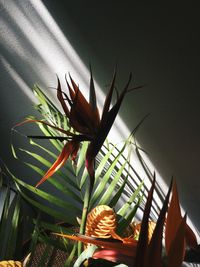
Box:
[23,244,68,267]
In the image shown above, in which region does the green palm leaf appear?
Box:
[0,186,11,258]
[0,178,23,260]
[5,193,21,259]
[90,142,128,207]
[16,184,77,224]
[117,181,144,218]
[98,161,127,206]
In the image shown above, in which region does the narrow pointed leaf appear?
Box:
[20,148,82,202]
[57,76,70,116]
[89,67,100,126]
[146,179,173,267]
[117,181,144,217]
[91,143,127,207]
[101,70,116,126]
[54,233,138,257]
[95,144,116,181]
[36,141,79,187]
[6,167,81,223]
[117,195,143,235]
[76,141,88,176]
[29,139,79,190]
[14,118,71,136]
[34,85,60,114]
[185,223,198,248]
[88,74,132,160]
[37,123,63,152]
[68,75,99,132]
[134,178,155,267]
[6,194,21,259]
[80,167,88,189]
[167,214,187,267]
[0,186,10,258]
[108,174,128,208]
[165,180,182,255]
[98,162,127,205]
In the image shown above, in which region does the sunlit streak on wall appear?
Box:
[0,0,133,149]
[0,56,37,103]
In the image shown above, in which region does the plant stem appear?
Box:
[78,181,92,256]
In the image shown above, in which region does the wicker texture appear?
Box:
[23,243,67,267]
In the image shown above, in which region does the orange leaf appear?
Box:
[167,214,187,267]
[54,233,137,257]
[35,141,79,187]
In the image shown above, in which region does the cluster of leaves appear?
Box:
[62,179,198,267]
[0,169,22,261]
[0,168,63,266]
[10,84,146,265]
[7,73,199,267]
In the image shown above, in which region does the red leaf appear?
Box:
[89,74,132,160]
[101,70,116,127]
[165,181,182,255]
[93,249,135,266]
[134,177,155,267]
[69,105,94,134]
[85,155,95,188]
[146,179,173,267]
[68,75,100,131]
[57,76,70,117]
[185,223,198,249]
[89,67,100,126]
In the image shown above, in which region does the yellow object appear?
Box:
[86,205,116,238]
[85,205,156,246]
[0,261,22,267]
[132,221,156,242]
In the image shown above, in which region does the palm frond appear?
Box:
[0,173,23,260]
